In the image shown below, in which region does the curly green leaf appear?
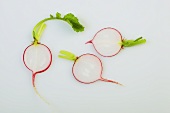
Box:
[32,12,85,45]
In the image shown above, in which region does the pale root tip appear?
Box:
[85,40,92,44]
[100,78,124,86]
[33,86,50,105]
[111,81,124,86]
[117,83,124,86]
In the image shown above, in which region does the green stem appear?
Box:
[37,23,46,39]
[32,12,85,45]
[120,37,146,47]
[33,17,63,45]
[58,50,77,61]
[33,23,46,45]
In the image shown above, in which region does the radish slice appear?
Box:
[73,54,102,83]
[23,44,52,87]
[86,27,146,57]
[59,50,122,85]
[23,44,52,105]
[23,12,84,105]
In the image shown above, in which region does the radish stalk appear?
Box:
[86,27,146,57]
[23,12,84,104]
[120,37,146,47]
[33,12,84,45]
[59,50,122,86]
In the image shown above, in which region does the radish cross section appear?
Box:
[86,27,146,57]
[23,44,52,87]
[59,50,122,85]
[73,54,102,83]
[22,12,84,105]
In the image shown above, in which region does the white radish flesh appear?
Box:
[86,27,122,57]
[23,44,52,87]
[72,54,102,83]
[59,50,122,85]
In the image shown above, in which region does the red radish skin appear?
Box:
[23,43,52,105]
[23,44,60,113]
[72,54,101,84]
[72,54,122,85]
[23,43,52,87]
[23,12,84,109]
[86,27,123,57]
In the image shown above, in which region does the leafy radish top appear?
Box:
[86,27,146,57]
[23,12,84,104]
[33,12,85,45]
[59,50,122,85]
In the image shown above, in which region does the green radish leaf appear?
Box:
[63,13,84,32]
[50,14,54,18]
[48,12,84,32]
[32,12,85,45]
[56,12,61,19]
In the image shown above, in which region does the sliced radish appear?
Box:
[23,44,52,87]
[86,27,146,57]
[59,50,122,85]
[23,43,52,105]
[23,12,85,104]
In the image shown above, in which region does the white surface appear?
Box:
[0,0,170,113]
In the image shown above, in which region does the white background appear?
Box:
[0,0,170,113]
